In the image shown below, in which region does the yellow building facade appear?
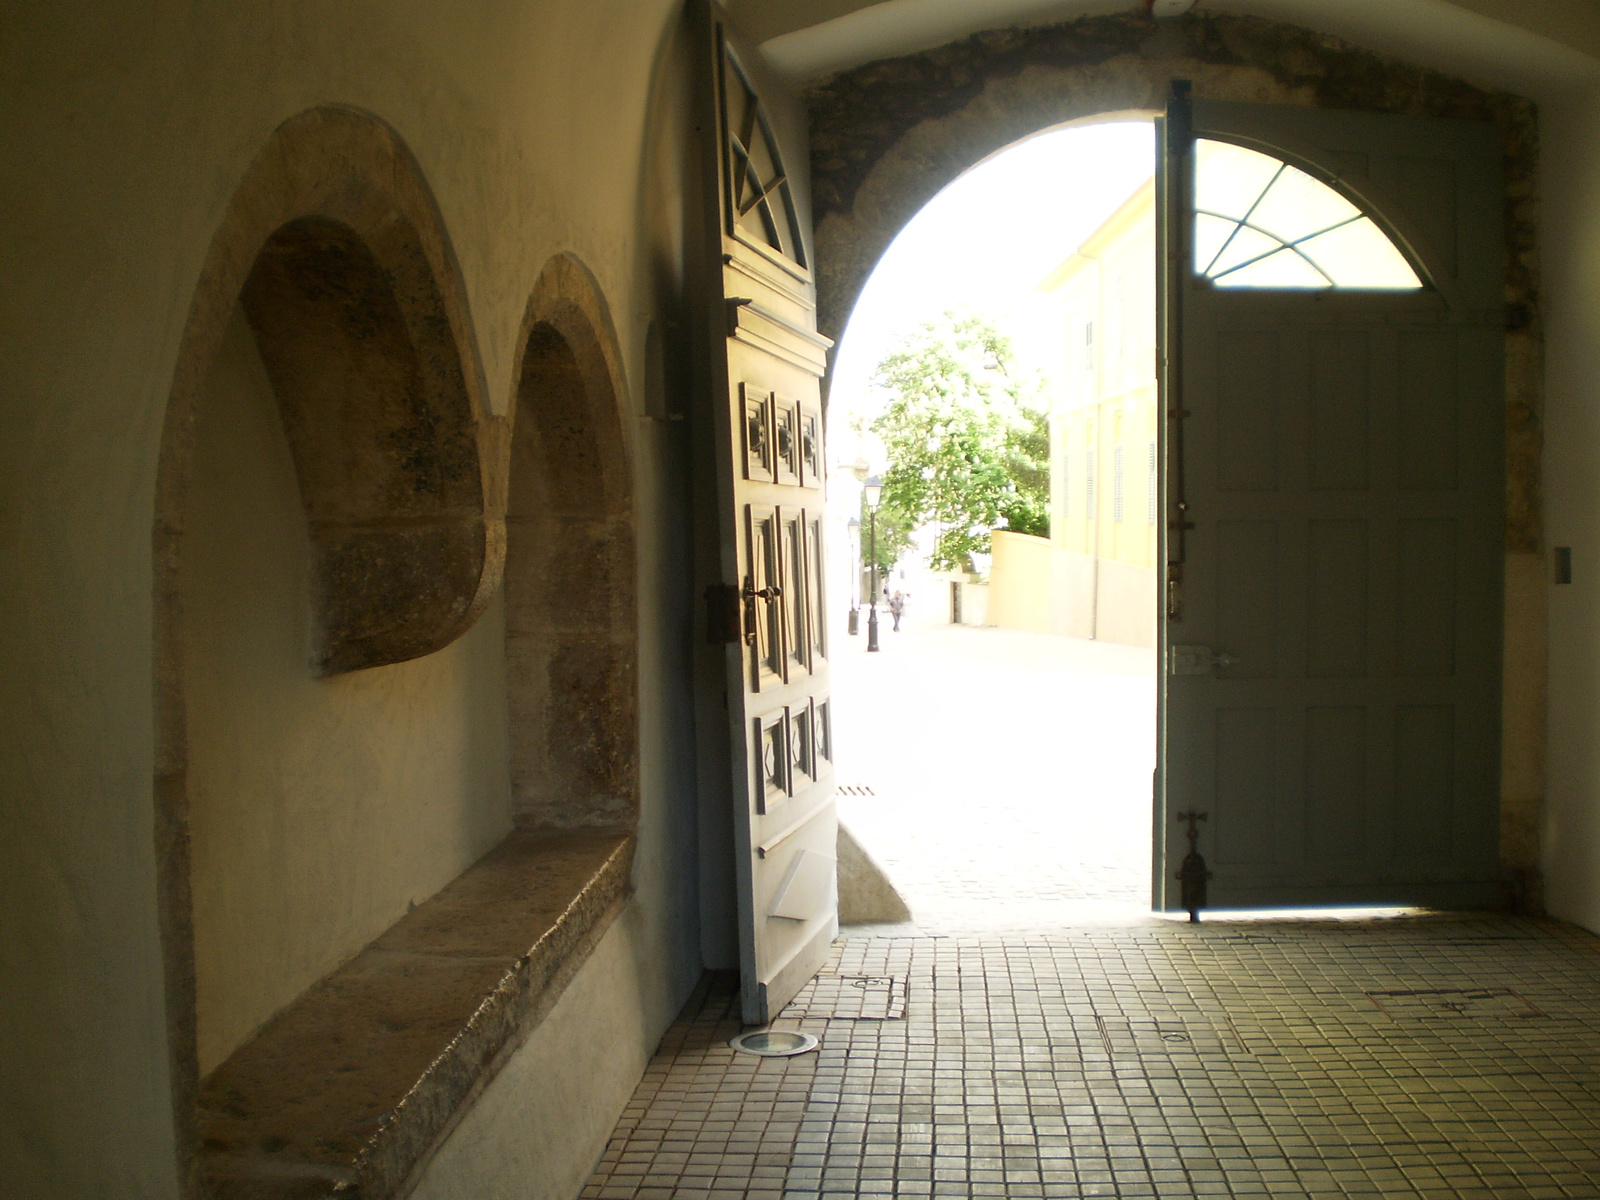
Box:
[1045,178,1158,572]
[990,178,1158,647]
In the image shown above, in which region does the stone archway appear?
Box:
[803,9,1546,908]
[152,105,500,1193]
[807,12,1536,353]
[505,253,638,830]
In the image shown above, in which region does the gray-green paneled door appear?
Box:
[694,2,838,1024]
[1157,97,1505,910]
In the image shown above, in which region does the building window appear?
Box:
[1085,449,1096,518]
[1113,445,1124,523]
[1193,139,1422,289]
[1147,441,1157,525]
[1083,320,1094,372]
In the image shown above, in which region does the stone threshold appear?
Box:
[197,827,633,1200]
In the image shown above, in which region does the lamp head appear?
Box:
[863,475,883,510]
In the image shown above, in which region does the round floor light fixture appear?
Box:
[728,1030,818,1057]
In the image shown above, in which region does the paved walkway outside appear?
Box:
[829,620,1157,930]
[582,915,1600,1199]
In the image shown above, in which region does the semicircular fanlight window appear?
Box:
[1194,139,1422,290]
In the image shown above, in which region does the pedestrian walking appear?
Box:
[889,590,906,631]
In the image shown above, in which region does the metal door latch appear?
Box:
[1169,645,1240,675]
[1174,809,1211,923]
[740,576,781,645]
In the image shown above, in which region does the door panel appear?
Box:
[1158,95,1504,910]
[695,3,836,1024]
[1306,519,1369,678]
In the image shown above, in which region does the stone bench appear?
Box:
[197,828,632,1200]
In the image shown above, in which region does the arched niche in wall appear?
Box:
[157,105,501,685]
[239,217,497,674]
[152,104,502,1188]
[506,254,638,830]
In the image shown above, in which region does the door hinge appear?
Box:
[1166,78,1193,155]
[705,583,741,645]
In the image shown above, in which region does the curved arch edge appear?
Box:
[505,251,640,831]
[156,104,505,693]
[510,251,637,498]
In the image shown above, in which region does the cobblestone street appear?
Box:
[829,620,1157,929]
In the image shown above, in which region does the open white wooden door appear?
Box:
[1157,88,1505,911]
[693,2,837,1024]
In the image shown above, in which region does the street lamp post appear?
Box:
[847,516,860,636]
[864,476,883,653]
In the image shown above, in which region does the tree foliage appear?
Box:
[861,491,914,579]
[869,312,1051,574]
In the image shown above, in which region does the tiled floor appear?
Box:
[583,915,1600,1199]
[585,628,1600,1197]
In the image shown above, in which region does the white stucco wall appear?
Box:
[183,308,514,1074]
[408,907,662,1200]
[1537,88,1600,931]
[0,3,704,1196]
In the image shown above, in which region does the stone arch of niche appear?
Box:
[506,253,639,830]
[805,9,1545,907]
[152,105,501,1192]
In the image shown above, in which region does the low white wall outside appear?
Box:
[988,537,1156,649]
[957,582,989,626]
[988,532,1052,633]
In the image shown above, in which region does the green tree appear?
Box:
[861,490,914,580]
[869,312,1050,573]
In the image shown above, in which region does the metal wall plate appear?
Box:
[729,1030,819,1057]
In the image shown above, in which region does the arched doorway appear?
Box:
[824,118,1161,930]
[806,10,1539,920]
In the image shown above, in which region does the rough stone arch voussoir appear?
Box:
[805,11,1537,368]
[505,252,639,830]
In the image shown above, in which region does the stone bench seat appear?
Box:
[197,828,633,1200]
